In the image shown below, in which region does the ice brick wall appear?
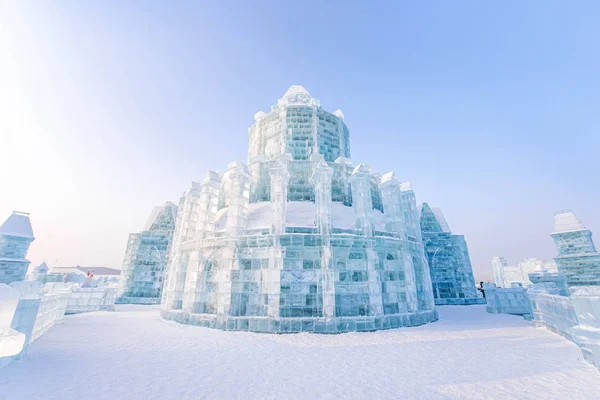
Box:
[528,290,578,340]
[30,283,73,342]
[484,283,532,316]
[66,287,117,314]
[0,284,25,367]
[7,282,41,359]
[570,286,600,368]
[118,202,177,304]
[420,204,482,305]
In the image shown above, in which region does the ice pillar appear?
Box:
[265,154,291,318]
[162,182,202,310]
[334,156,352,205]
[311,155,335,318]
[182,171,221,314]
[349,164,383,316]
[311,155,333,236]
[349,164,374,236]
[269,154,291,236]
[379,172,418,312]
[401,183,435,311]
[218,162,251,317]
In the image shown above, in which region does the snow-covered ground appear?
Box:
[2,305,599,400]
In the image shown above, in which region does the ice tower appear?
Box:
[551,210,600,286]
[161,86,437,333]
[0,212,34,284]
[420,203,483,305]
[117,202,178,304]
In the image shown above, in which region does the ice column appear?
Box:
[349,164,383,315]
[264,154,290,318]
[225,162,251,236]
[349,164,374,236]
[333,109,348,159]
[162,182,201,310]
[379,172,418,312]
[311,105,319,156]
[311,155,335,318]
[248,156,265,203]
[334,157,352,205]
[183,171,221,313]
[269,154,291,235]
[218,162,251,317]
[379,172,407,239]
[401,183,435,311]
[311,156,333,236]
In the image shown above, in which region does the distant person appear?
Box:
[479,281,486,299]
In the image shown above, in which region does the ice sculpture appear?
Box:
[0,212,35,284]
[551,210,600,286]
[117,202,177,304]
[491,256,557,288]
[161,86,438,332]
[420,203,483,305]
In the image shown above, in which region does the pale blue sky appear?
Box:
[1,1,598,280]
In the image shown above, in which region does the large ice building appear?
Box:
[117,202,178,304]
[491,256,557,288]
[551,210,600,286]
[419,203,483,305]
[161,86,438,333]
[0,212,35,284]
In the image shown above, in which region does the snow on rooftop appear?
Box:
[0,211,34,239]
[552,210,586,234]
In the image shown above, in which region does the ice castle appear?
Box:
[420,203,484,305]
[117,202,178,304]
[161,86,438,333]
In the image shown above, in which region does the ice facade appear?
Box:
[419,203,483,305]
[551,210,600,286]
[161,86,437,333]
[117,202,177,304]
[491,256,557,288]
[0,212,35,284]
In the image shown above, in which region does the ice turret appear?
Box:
[0,212,35,284]
[551,210,600,286]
